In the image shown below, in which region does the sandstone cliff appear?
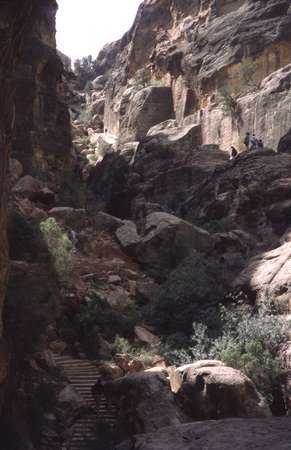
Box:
[93,0,291,149]
[1,0,291,448]
[11,0,71,179]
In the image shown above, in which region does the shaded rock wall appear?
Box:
[0,0,70,403]
[11,0,71,179]
[0,0,34,348]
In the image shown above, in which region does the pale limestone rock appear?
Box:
[115,221,141,251]
[136,212,212,278]
[134,326,160,345]
[175,361,271,420]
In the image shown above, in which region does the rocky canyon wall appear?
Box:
[0,0,71,398]
[95,0,291,149]
[11,0,71,179]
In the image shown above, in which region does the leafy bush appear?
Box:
[132,68,152,90]
[218,58,258,111]
[113,335,134,354]
[132,68,165,93]
[57,297,141,358]
[217,86,237,113]
[239,58,258,88]
[40,218,73,280]
[160,304,288,402]
[147,253,227,334]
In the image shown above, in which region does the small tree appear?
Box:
[217,86,237,113]
[132,68,152,90]
[160,303,288,403]
[40,218,73,280]
[240,58,258,87]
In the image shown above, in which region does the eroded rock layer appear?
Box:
[93,0,291,149]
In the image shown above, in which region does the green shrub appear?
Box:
[40,218,72,280]
[58,297,141,358]
[239,58,258,87]
[131,68,165,93]
[217,86,237,113]
[147,253,227,333]
[132,68,152,90]
[113,335,134,355]
[160,304,288,402]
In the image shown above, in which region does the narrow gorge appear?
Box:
[1,1,291,449]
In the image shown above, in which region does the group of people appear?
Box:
[229,132,264,160]
[243,132,264,151]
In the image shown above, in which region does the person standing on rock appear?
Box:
[257,139,264,149]
[250,134,257,151]
[244,132,250,150]
[229,146,238,160]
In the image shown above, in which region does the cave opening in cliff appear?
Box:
[56,0,142,62]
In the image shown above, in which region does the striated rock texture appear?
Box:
[93,0,291,149]
[0,0,70,403]
[117,417,291,450]
[0,0,38,347]
[11,0,71,179]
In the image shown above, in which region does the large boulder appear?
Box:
[233,241,291,312]
[94,211,124,234]
[12,175,54,204]
[115,221,141,251]
[185,150,291,242]
[100,371,187,434]
[172,361,270,420]
[127,86,175,140]
[278,128,291,154]
[117,418,291,450]
[136,212,212,279]
[144,123,202,154]
[48,207,87,230]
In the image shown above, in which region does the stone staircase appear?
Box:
[53,355,117,450]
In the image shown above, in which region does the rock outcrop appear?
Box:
[100,371,187,434]
[0,0,42,383]
[0,0,71,425]
[92,0,291,150]
[233,241,291,311]
[117,417,291,450]
[11,0,71,179]
[172,361,270,420]
[135,212,212,279]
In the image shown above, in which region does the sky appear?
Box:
[56,0,142,62]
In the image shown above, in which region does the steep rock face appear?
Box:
[94,0,291,148]
[11,0,71,179]
[100,372,187,434]
[89,132,227,220]
[203,63,291,151]
[0,0,70,409]
[0,0,35,367]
